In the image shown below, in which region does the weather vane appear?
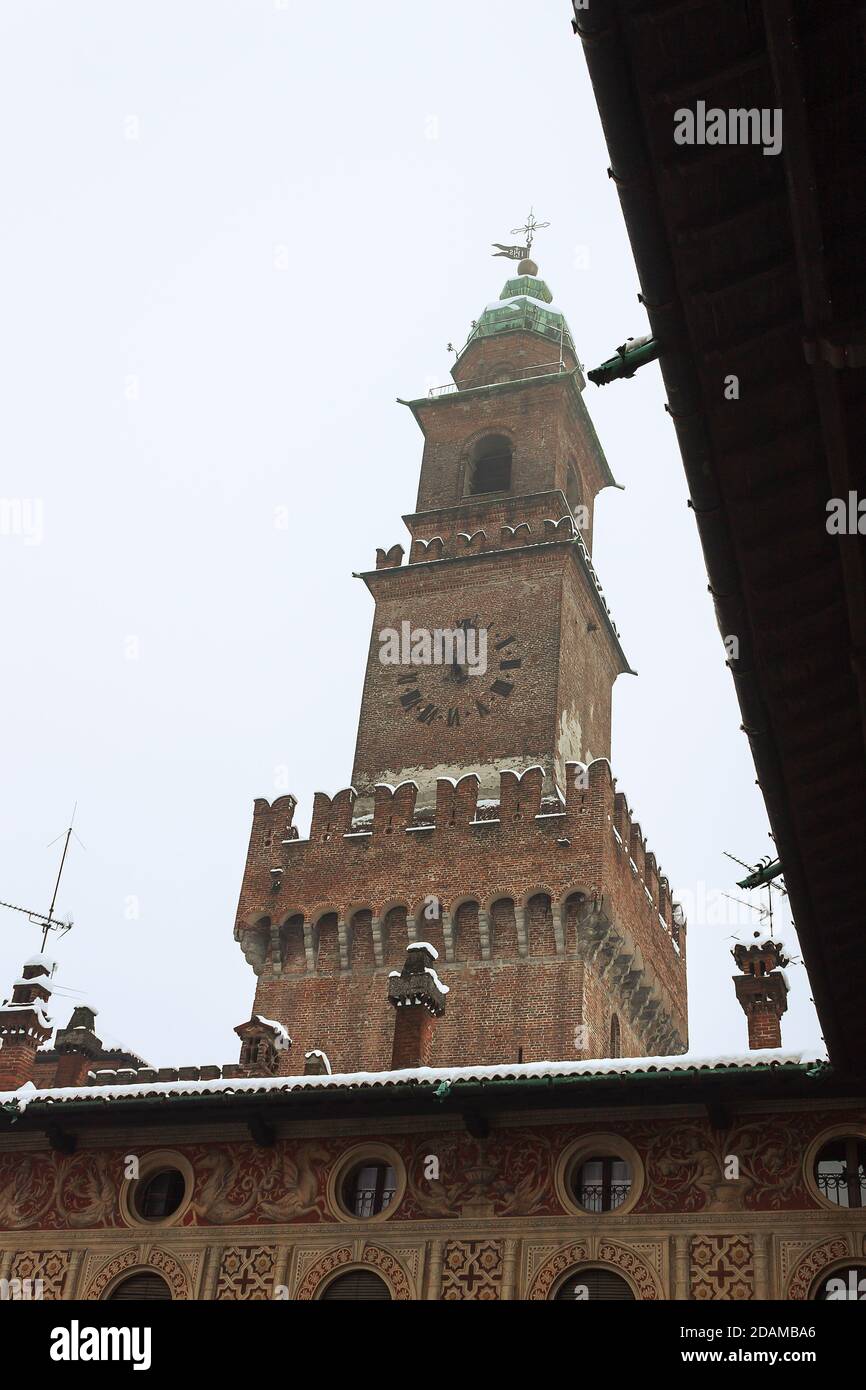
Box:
[492,207,550,262]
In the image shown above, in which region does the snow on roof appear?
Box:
[0,1049,827,1110]
[13,977,52,994]
[408,941,438,959]
[425,966,449,995]
[304,1049,331,1073]
[0,1003,52,1029]
[23,954,55,972]
[731,927,790,954]
[253,1015,292,1050]
[484,294,566,316]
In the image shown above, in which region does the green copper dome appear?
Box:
[500,274,553,304]
[465,268,575,356]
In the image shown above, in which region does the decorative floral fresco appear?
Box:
[0,1108,858,1230]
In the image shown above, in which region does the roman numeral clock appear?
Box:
[395,623,522,730]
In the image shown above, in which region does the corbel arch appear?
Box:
[376,901,410,966]
[409,899,446,959]
[308,905,342,974]
[278,911,306,974]
[450,897,482,963]
[521,889,556,957]
[486,895,519,958]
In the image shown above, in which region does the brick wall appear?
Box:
[351,543,624,805]
[411,369,612,540]
[236,760,687,1073]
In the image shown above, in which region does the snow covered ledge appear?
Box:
[0,1050,828,1113]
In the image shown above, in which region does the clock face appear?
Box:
[393,616,522,730]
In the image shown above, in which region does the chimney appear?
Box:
[54,1005,103,1088]
[234,1014,292,1077]
[387,942,448,1069]
[303,1049,331,1076]
[0,957,55,1091]
[732,932,789,1050]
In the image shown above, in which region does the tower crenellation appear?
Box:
[235,756,687,1072]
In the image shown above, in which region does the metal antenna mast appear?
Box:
[0,806,82,951]
[723,849,788,938]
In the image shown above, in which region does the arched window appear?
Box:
[320,1270,392,1301]
[466,436,512,496]
[610,1014,621,1059]
[555,1268,635,1301]
[106,1272,172,1301]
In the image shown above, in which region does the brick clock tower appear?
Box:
[235,253,688,1072]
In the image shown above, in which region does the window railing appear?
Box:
[350,1183,396,1219]
[576,1181,632,1213]
[817,1171,866,1207]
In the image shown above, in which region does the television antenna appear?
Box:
[0,806,83,951]
[723,849,787,937]
[721,891,774,927]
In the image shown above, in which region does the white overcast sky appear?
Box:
[0,0,822,1068]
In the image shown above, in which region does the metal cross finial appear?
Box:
[511,208,550,254]
[492,209,551,262]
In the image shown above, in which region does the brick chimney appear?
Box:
[54,1005,103,1088]
[234,1014,292,1077]
[387,942,448,1069]
[303,1049,331,1076]
[0,957,55,1090]
[732,932,789,1050]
